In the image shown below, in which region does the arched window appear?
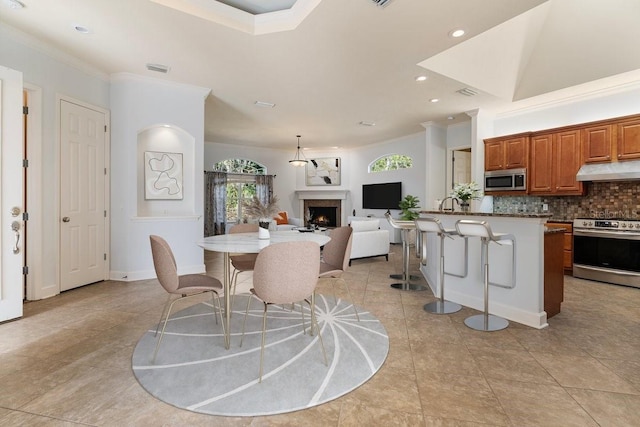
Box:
[213,158,266,174]
[369,154,413,173]
[214,159,267,223]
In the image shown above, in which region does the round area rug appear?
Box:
[132,294,389,417]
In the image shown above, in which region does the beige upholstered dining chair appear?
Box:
[149,235,225,362]
[228,223,259,307]
[240,241,327,382]
[319,226,359,321]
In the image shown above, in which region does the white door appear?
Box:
[60,100,107,291]
[0,66,25,322]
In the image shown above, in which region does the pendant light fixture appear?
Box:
[289,135,308,167]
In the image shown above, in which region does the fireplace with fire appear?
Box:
[308,207,337,227]
[303,199,341,228]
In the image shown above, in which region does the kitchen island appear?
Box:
[417,211,556,329]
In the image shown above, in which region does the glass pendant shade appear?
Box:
[289,135,308,167]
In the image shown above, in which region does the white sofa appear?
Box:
[348,218,390,265]
[270,212,302,231]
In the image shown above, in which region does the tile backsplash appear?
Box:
[493,181,640,221]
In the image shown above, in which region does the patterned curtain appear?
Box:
[255,174,274,205]
[204,171,227,236]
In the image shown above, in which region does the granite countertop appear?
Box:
[544,227,566,234]
[419,210,553,219]
[547,219,574,224]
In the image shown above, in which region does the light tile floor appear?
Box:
[1,245,639,426]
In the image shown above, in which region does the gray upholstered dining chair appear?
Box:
[319,226,359,321]
[228,223,259,307]
[149,235,225,362]
[240,240,327,382]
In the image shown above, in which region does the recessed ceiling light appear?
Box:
[73,24,91,34]
[447,116,455,120]
[4,0,25,9]
[415,75,427,82]
[429,98,439,103]
[254,101,275,108]
[146,63,170,73]
[449,29,465,38]
[359,121,376,126]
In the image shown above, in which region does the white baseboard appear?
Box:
[109,264,207,282]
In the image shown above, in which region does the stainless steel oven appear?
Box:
[573,218,640,288]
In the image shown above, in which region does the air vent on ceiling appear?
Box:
[370,0,393,7]
[457,87,478,97]
[146,63,170,73]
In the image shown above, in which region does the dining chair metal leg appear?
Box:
[259,302,268,383]
[338,277,360,321]
[239,294,254,348]
[153,297,180,362]
[300,301,307,335]
[154,295,172,337]
[213,292,226,338]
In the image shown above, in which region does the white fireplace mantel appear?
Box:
[295,190,350,227]
[295,190,349,200]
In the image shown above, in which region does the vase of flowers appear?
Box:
[242,195,281,239]
[451,182,482,213]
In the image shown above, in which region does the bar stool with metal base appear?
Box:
[415,217,462,314]
[385,213,426,291]
[455,219,516,331]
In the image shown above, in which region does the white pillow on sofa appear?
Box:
[350,219,380,232]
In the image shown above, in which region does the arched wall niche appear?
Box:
[136,124,196,217]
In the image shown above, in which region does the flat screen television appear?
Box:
[362,182,402,210]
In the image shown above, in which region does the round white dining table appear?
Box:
[197,230,331,349]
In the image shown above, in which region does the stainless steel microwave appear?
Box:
[484,168,526,191]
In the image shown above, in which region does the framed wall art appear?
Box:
[144,151,184,200]
[306,157,341,186]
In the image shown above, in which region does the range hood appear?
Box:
[576,160,640,181]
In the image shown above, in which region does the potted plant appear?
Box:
[451,182,482,212]
[398,195,420,221]
[242,195,281,239]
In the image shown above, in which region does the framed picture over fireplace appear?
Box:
[306,157,341,186]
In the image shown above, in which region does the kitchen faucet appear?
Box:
[438,197,460,212]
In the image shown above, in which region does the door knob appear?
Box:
[62,217,71,222]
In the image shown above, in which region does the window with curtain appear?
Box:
[368,154,413,172]
[213,159,269,224]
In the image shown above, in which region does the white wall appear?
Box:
[493,83,640,136]
[0,24,110,299]
[349,132,426,219]
[110,73,210,281]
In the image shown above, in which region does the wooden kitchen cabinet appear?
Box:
[544,229,565,318]
[583,124,613,163]
[546,222,573,274]
[529,133,553,193]
[554,129,583,194]
[617,117,640,160]
[529,130,584,195]
[484,140,505,171]
[484,134,528,171]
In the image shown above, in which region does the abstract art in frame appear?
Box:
[306,157,341,186]
[144,151,184,200]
